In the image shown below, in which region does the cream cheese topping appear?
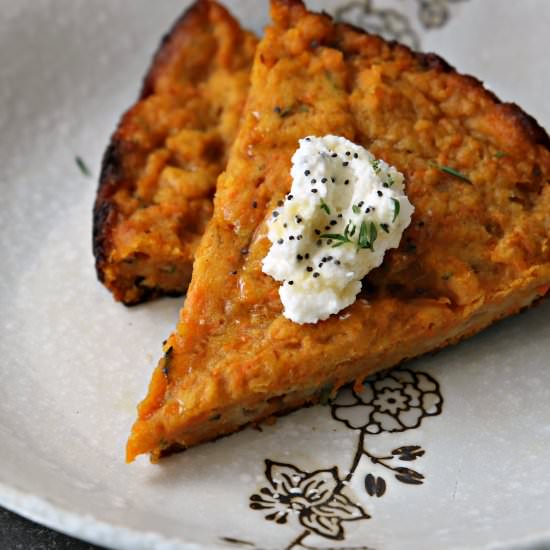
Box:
[262,135,414,324]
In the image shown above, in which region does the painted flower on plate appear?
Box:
[331,369,443,433]
[250,460,368,540]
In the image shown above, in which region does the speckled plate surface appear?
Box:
[1,1,550,549]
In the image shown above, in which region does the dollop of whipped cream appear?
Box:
[262,135,414,324]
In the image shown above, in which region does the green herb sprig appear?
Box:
[321,219,378,251]
[391,198,400,222]
[429,161,471,183]
[75,155,91,177]
[358,221,377,251]
[320,198,331,215]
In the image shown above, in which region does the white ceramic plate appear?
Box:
[1,1,550,549]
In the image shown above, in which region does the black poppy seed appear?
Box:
[305,170,310,176]
[322,256,328,262]
[331,177,335,183]
[306,266,313,272]
[288,280,294,285]
[344,179,350,185]
[283,223,288,228]
[383,183,389,188]
[330,220,337,226]
[273,210,279,217]
[287,194,294,200]
[331,153,338,158]
[345,151,351,156]
[277,239,283,244]
[311,189,318,194]
[296,216,302,223]
[318,263,324,268]
[289,236,295,240]
[313,272,320,278]
[377,190,383,197]
[354,153,358,158]
[325,226,331,231]
[335,260,341,265]
[252,201,258,208]
[305,137,311,141]
[343,161,349,167]
[277,200,283,207]
[327,239,333,245]
[358,201,364,207]
[305,253,310,259]
[337,213,343,218]
[314,229,321,235]
[364,208,371,214]
[297,254,303,260]
[327,256,333,261]
[311,178,317,184]
[297,235,303,240]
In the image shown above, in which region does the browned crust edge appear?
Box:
[92,0,214,302]
[335,17,550,151]
[140,0,212,99]
[157,290,548,461]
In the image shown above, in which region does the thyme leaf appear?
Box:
[391,198,400,222]
[352,204,361,215]
[75,155,91,177]
[368,221,377,247]
[357,221,369,250]
[429,161,471,183]
[320,233,350,242]
[320,199,331,215]
[273,106,292,118]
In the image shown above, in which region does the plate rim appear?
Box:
[0,481,199,550]
[1,478,550,550]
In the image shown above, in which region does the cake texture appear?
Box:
[127,0,550,462]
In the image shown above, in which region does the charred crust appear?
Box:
[98,140,124,185]
[417,51,453,73]
[141,0,213,99]
[123,286,186,307]
[92,201,114,280]
[93,141,125,282]
[499,103,550,150]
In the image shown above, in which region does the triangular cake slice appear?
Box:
[127,0,550,461]
[93,0,257,304]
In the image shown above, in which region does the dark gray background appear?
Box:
[0,507,106,550]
